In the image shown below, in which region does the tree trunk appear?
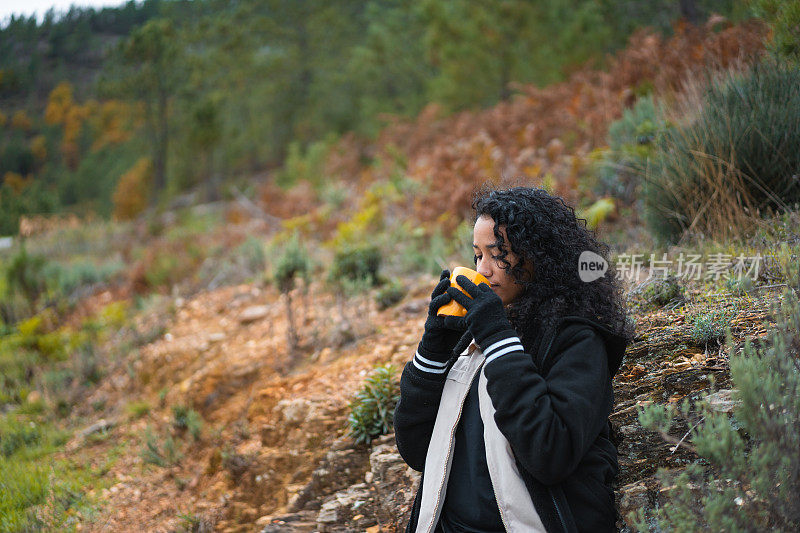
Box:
[679,0,700,26]
[284,290,299,353]
[151,82,169,207]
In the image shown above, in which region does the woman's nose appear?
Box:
[477,260,492,278]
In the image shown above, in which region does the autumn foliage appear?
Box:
[113,157,152,221]
[310,19,767,236]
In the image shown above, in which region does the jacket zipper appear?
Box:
[549,488,568,532]
[425,367,476,533]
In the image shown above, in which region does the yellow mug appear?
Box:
[436,266,490,317]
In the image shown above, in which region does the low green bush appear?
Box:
[375,280,407,310]
[640,273,685,308]
[277,137,334,189]
[0,415,44,457]
[41,257,125,297]
[271,232,312,293]
[689,308,735,348]
[644,60,800,245]
[140,426,182,467]
[347,364,400,444]
[328,243,383,290]
[594,95,667,207]
[635,287,800,530]
[5,245,48,310]
[171,404,203,441]
[749,0,800,63]
[724,273,756,296]
[126,400,150,419]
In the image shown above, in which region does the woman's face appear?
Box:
[472,215,530,306]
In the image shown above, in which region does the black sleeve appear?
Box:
[483,326,613,485]
[393,356,449,472]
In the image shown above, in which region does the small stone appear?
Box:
[77,418,115,439]
[26,390,42,404]
[239,305,270,324]
[706,389,741,414]
[208,332,226,343]
[317,501,338,523]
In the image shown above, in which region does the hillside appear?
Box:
[2,10,799,533]
[41,213,791,531]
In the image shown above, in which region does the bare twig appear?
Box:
[668,416,705,455]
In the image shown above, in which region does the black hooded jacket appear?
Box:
[394,315,629,532]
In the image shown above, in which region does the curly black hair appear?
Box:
[458,184,635,354]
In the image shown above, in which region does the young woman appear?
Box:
[394,186,635,533]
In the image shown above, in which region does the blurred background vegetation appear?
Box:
[0,0,756,235]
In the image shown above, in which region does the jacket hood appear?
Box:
[546,315,630,377]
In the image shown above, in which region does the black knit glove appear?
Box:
[414,270,467,375]
[446,274,524,364]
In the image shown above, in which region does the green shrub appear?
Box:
[277,137,334,189]
[724,273,756,296]
[347,364,400,445]
[126,400,150,419]
[774,242,800,292]
[579,197,616,231]
[375,280,407,310]
[0,344,41,406]
[0,182,58,238]
[644,60,800,245]
[635,287,800,531]
[271,232,313,353]
[689,308,734,348]
[271,232,312,293]
[140,426,182,467]
[41,257,125,297]
[171,404,202,441]
[749,0,800,63]
[594,95,667,206]
[328,244,383,290]
[144,253,180,289]
[0,415,44,457]
[641,273,685,308]
[5,245,48,309]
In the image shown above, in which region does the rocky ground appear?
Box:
[56,266,782,532]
